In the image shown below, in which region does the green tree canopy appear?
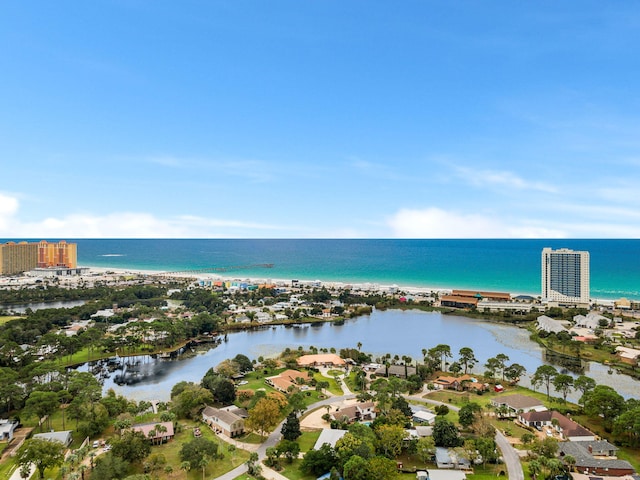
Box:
[433,418,461,447]
[179,437,219,471]
[281,412,302,441]
[584,385,626,428]
[111,430,151,463]
[16,438,65,480]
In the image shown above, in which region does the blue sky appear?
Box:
[1,1,640,238]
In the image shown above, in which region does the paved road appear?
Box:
[405,392,524,480]
[216,388,525,480]
[214,394,355,479]
[495,430,525,480]
[8,463,35,480]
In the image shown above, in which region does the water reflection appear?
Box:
[88,309,639,402]
[0,300,86,314]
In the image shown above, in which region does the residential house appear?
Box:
[313,429,348,450]
[265,369,311,393]
[375,364,417,379]
[491,394,546,416]
[296,354,346,368]
[559,441,635,476]
[330,401,376,423]
[574,312,609,330]
[536,315,568,334]
[434,375,486,392]
[616,347,640,366]
[0,419,18,442]
[411,409,437,425]
[131,421,175,443]
[33,430,73,447]
[202,406,245,438]
[435,447,471,470]
[518,411,596,441]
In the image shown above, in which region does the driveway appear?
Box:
[405,392,524,480]
[214,394,355,480]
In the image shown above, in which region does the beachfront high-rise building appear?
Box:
[0,240,77,275]
[0,241,39,275]
[37,240,77,269]
[541,247,590,306]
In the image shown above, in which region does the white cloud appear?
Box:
[0,193,19,217]
[452,165,557,193]
[0,192,283,238]
[387,207,566,238]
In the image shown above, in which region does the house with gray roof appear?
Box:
[574,312,608,330]
[435,447,471,470]
[202,405,245,438]
[313,429,347,450]
[33,430,73,447]
[0,419,18,442]
[491,394,546,416]
[559,441,635,476]
[536,315,568,334]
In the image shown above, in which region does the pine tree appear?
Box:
[281,412,302,441]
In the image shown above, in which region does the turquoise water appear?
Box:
[5,239,639,300]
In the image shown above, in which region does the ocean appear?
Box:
[43,239,640,301]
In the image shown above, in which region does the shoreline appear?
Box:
[81,264,542,300]
[81,264,619,306]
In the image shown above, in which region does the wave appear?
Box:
[100,254,126,257]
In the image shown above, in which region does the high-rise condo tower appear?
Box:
[541,247,590,306]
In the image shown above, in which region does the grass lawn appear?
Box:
[616,449,640,473]
[344,370,362,393]
[425,384,576,413]
[0,457,17,480]
[313,373,343,396]
[128,420,250,479]
[238,370,279,394]
[489,417,532,440]
[279,459,315,480]
[297,430,322,452]
[234,431,265,444]
[0,315,20,325]
[467,464,507,480]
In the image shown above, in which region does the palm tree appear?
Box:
[198,457,209,480]
[155,424,167,444]
[563,454,576,472]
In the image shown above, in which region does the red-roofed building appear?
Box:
[131,421,175,443]
[518,411,596,441]
[296,354,346,368]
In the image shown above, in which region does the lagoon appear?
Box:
[95,309,640,403]
[0,299,86,314]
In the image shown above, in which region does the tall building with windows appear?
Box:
[0,241,39,275]
[0,240,77,275]
[541,247,590,306]
[37,240,77,268]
